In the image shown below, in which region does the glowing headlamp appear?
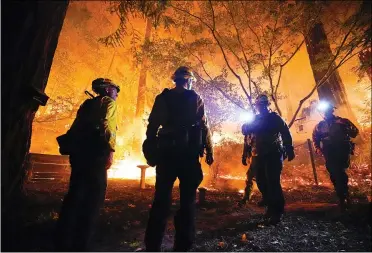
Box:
[317,101,330,112]
[240,111,255,123]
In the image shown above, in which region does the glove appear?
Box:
[206,153,214,166]
[242,156,248,166]
[285,146,295,162]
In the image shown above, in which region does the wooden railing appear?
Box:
[26,153,70,182]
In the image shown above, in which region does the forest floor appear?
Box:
[2,177,371,252]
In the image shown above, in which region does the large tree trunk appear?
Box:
[133,18,152,155]
[135,18,152,118]
[305,22,357,122]
[1,1,69,209]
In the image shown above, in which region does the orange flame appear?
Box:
[108,158,156,180]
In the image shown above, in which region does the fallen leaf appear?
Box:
[218,242,225,248]
[241,233,247,242]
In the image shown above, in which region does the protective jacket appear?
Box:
[66,95,117,154]
[146,88,213,156]
[312,115,358,154]
[242,112,293,156]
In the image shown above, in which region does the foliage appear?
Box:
[99,1,371,130]
[287,1,371,127]
[99,0,169,47]
[34,95,78,123]
[166,1,307,115]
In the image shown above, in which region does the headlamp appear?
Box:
[240,111,255,124]
[317,101,330,112]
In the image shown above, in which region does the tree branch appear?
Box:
[180,32,247,111]
[288,22,364,128]
[224,3,254,108]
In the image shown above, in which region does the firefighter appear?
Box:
[143,66,214,252]
[239,124,266,207]
[54,78,119,251]
[312,101,359,210]
[242,95,295,225]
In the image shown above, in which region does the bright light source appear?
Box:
[240,111,255,123]
[317,101,330,112]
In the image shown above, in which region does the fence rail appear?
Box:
[26,153,70,182]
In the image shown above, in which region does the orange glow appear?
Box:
[28,2,370,198]
[107,158,156,180]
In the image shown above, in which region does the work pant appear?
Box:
[145,151,203,252]
[54,153,109,251]
[324,147,351,202]
[255,152,284,216]
[243,157,258,201]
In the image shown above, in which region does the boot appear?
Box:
[267,213,283,226]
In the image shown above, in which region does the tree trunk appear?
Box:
[136,18,153,118]
[304,22,357,122]
[133,18,152,155]
[1,1,69,209]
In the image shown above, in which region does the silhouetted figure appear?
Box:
[143,67,214,251]
[239,129,266,207]
[54,78,119,251]
[313,101,359,210]
[242,95,295,225]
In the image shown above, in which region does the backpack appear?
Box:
[158,89,203,152]
[56,96,104,155]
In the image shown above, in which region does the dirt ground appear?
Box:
[2,177,371,252]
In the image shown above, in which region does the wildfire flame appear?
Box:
[108,158,156,180]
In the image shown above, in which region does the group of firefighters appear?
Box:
[54,67,360,252]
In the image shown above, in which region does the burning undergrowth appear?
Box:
[197,133,371,200]
[103,129,371,203]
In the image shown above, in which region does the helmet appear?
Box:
[92,78,120,94]
[171,66,196,82]
[255,94,270,106]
